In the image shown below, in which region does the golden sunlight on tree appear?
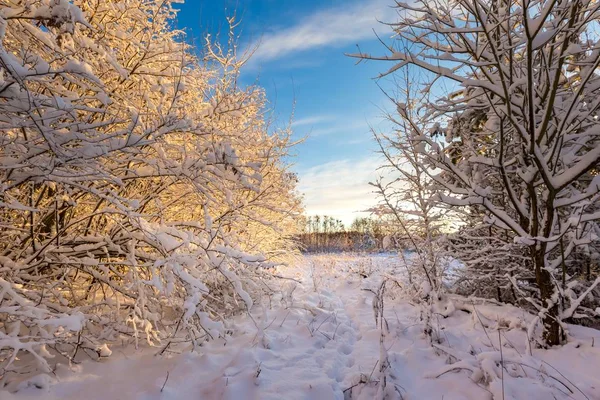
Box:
[0,0,301,376]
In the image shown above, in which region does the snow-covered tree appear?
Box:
[354,0,600,345]
[0,0,302,379]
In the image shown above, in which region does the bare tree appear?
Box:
[371,68,449,294]
[353,0,600,345]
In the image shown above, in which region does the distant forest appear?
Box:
[297,215,397,252]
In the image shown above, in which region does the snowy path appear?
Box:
[6,254,600,400]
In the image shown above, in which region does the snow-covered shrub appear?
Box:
[444,224,530,303]
[0,0,301,382]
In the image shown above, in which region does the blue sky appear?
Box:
[175,0,399,225]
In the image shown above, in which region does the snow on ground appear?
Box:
[5,253,600,400]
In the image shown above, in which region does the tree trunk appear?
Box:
[533,247,563,346]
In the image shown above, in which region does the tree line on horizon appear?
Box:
[297,214,431,252]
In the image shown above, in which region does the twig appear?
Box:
[368,360,380,381]
[498,331,505,400]
[161,371,170,392]
[332,322,342,340]
[471,302,496,351]
[540,360,589,400]
[279,310,290,327]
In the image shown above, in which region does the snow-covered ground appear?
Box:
[6,253,600,400]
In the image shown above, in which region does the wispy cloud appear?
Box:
[308,121,369,138]
[297,155,384,225]
[250,0,394,65]
[293,112,387,139]
[291,115,334,128]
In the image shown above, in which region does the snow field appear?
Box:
[5,253,600,400]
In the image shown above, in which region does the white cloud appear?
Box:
[250,0,394,65]
[297,155,384,225]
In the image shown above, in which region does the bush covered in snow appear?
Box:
[0,0,302,383]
